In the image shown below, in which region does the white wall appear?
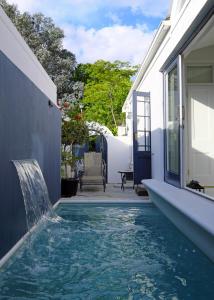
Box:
[124,0,209,182]
[185,45,214,63]
[107,136,132,183]
[0,7,56,103]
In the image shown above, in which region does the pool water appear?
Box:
[0,203,214,299]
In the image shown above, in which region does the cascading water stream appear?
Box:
[13,159,61,231]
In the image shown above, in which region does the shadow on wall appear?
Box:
[149,127,165,182]
[160,108,214,198]
[107,135,132,183]
[185,86,214,197]
[186,136,214,197]
[106,127,165,185]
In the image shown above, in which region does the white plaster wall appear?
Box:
[107,136,132,183]
[186,45,214,63]
[122,110,134,171]
[170,0,207,30]
[124,0,209,182]
[138,71,164,181]
[0,7,56,103]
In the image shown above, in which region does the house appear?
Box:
[122,0,214,261]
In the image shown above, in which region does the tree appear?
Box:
[62,106,89,148]
[0,0,83,103]
[76,60,137,134]
[61,104,89,178]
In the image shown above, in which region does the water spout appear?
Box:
[13,159,59,231]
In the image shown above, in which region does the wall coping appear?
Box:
[143,179,214,236]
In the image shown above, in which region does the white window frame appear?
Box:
[163,55,184,188]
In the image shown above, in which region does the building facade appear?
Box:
[123,0,214,261]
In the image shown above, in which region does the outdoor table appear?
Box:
[118,170,133,191]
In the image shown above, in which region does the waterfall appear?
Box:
[13,159,60,231]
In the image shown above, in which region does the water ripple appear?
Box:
[0,204,214,299]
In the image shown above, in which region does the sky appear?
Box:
[7,0,171,65]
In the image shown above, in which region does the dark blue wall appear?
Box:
[0,51,61,259]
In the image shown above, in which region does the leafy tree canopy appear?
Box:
[0,0,83,102]
[76,60,137,134]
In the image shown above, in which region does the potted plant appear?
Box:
[61,151,79,196]
[61,103,89,197]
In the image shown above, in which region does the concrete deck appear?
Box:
[60,184,150,203]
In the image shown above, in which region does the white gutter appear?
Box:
[122,19,171,112]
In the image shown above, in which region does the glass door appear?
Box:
[164,57,182,187]
[133,91,151,185]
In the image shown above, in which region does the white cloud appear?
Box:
[109,0,170,17]
[7,0,39,12]
[63,24,155,64]
[6,0,166,64]
[7,0,170,19]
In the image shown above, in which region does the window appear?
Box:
[164,57,182,188]
[187,66,213,84]
[136,97,151,151]
[167,66,180,175]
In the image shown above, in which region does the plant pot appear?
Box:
[61,178,79,197]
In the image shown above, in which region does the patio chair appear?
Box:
[80,152,106,192]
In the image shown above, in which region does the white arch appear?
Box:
[86,121,113,136]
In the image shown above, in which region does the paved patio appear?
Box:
[60,183,151,202]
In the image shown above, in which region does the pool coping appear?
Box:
[58,198,150,204]
[143,179,214,262]
[0,198,151,269]
[0,220,39,269]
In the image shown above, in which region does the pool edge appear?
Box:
[0,199,62,269]
[143,179,214,262]
[59,198,151,204]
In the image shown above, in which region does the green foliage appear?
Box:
[61,151,76,169]
[62,104,89,147]
[0,0,83,102]
[76,60,137,134]
[61,104,89,178]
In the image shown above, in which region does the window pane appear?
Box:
[135,95,151,152]
[167,66,180,175]
[145,117,150,131]
[145,102,150,116]
[187,66,213,84]
[146,132,150,147]
[137,117,144,131]
[137,99,144,115]
[137,132,145,146]
[137,131,151,151]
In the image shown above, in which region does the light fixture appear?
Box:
[48,100,54,108]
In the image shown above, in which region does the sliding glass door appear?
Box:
[164,57,182,187]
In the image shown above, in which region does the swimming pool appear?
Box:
[0,203,214,299]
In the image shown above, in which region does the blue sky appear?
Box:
[7,0,171,64]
